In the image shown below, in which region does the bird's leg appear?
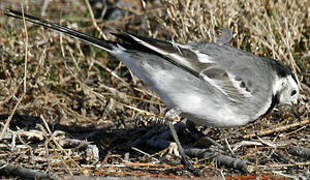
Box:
[165,108,202,175]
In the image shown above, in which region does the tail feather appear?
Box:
[5,9,114,52]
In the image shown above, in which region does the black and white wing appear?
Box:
[116,32,257,101]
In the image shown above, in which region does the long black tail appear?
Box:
[5,9,114,52]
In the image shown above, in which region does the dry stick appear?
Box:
[0,160,55,180]
[38,118,75,176]
[40,116,85,176]
[22,6,28,94]
[124,161,180,168]
[0,93,25,140]
[243,118,310,139]
[254,161,310,169]
[84,0,107,39]
[184,148,249,173]
[120,102,155,116]
[0,6,28,139]
[40,0,50,16]
[93,59,130,86]
[101,151,112,166]
[282,124,308,137]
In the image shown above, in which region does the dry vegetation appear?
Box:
[0,0,310,179]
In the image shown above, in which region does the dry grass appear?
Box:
[0,0,310,178]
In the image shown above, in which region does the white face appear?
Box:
[278,75,299,105]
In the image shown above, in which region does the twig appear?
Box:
[22,5,28,93]
[40,0,50,16]
[255,161,310,169]
[118,102,155,116]
[232,141,263,152]
[93,58,130,86]
[280,123,309,137]
[0,160,55,180]
[184,148,249,173]
[243,118,310,139]
[84,0,107,39]
[0,94,25,140]
[0,5,28,139]
[124,162,179,168]
[224,137,235,156]
[101,151,111,167]
[40,116,85,176]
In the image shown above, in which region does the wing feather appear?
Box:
[115,32,253,101]
[200,66,252,100]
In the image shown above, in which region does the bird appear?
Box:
[5,9,299,128]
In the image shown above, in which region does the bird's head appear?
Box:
[275,74,299,105]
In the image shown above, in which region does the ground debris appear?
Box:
[0,160,55,180]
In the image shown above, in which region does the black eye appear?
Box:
[291,90,297,96]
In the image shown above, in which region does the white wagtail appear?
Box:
[5,9,299,128]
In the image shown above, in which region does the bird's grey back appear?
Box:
[190,42,283,120]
